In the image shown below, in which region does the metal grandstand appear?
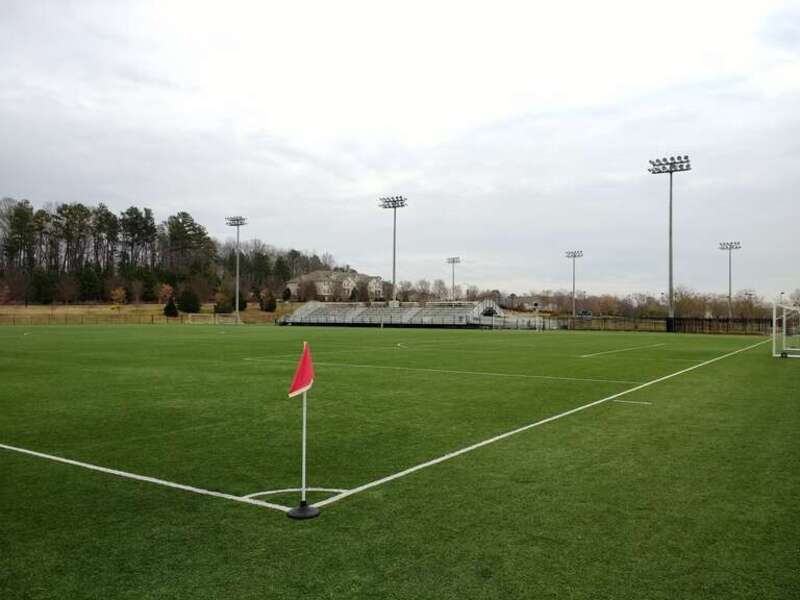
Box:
[280,300,555,330]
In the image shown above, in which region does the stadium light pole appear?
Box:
[446,257,461,301]
[565,250,583,317]
[379,196,407,302]
[648,155,691,320]
[719,241,741,319]
[225,216,247,322]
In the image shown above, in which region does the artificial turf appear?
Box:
[0,325,797,599]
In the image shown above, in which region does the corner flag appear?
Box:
[287,341,320,520]
[288,342,314,398]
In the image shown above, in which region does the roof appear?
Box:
[287,270,381,285]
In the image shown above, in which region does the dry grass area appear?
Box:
[0,302,300,325]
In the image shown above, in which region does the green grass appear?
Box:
[1,325,797,599]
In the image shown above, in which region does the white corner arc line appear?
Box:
[613,399,653,405]
[244,487,348,499]
[314,339,769,509]
[580,343,666,358]
[0,444,291,512]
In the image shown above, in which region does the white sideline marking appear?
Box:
[244,487,348,499]
[580,343,666,358]
[0,443,291,513]
[613,399,653,405]
[313,339,769,509]
[249,359,641,385]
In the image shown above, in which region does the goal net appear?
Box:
[214,313,240,325]
[773,303,800,358]
[186,313,215,324]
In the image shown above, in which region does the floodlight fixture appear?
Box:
[379,196,408,302]
[648,153,692,320]
[225,216,248,322]
[446,256,461,301]
[379,196,408,209]
[565,250,583,317]
[719,241,742,319]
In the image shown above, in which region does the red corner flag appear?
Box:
[288,342,314,398]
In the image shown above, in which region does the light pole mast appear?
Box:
[225,216,247,322]
[648,155,691,320]
[719,241,741,319]
[565,250,583,317]
[446,257,461,301]
[379,196,407,303]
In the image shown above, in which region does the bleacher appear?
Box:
[282,301,505,329]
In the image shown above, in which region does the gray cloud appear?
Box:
[1,1,798,298]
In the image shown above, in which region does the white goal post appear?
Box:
[186,313,241,325]
[773,303,800,358]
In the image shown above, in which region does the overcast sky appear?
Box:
[1,0,798,297]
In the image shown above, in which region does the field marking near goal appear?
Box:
[0,443,291,513]
[244,487,348,499]
[613,399,653,405]
[246,358,642,385]
[580,343,666,358]
[313,339,769,509]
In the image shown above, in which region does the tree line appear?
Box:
[0,197,340,309]
[391,281,794,319]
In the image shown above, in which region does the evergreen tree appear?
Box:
[163,296,179,317]
[176,287,200,313]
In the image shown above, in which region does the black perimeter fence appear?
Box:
[281,314,772,335]
[0,312,772,335]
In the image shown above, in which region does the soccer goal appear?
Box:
[186,313,215,324]
[214,313,240,325]
[773,303,800,358]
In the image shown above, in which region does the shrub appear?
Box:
[176,287,200,313]
[163,297,179,317]
[282,287,292,301]
[213,292,233,314]
[156,283,174,304]
[259,289,277,312]
[110,287,127,305]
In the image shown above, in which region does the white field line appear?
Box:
[244,487,348,499]
[313,339,769,509]
[0,443,291,513]
[245,344,415,361]
[613,399,653,405]
[580,343,666,358]
[247,359,642,386]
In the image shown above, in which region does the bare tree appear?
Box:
[432,279,448,300]
[415,279,431,301]
[299,280,317,302]
[398,280,413,302]
[130,280,144,304]
[55,275,80,304]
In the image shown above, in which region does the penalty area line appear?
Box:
[314,339,769,509]
[0,443,291,513]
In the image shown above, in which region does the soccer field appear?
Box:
[1,325,798,599]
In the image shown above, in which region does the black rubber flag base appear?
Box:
[287,501,320,520]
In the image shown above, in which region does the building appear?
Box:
[285,270,384,301]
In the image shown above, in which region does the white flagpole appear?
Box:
[301,390,308,505]
[287,355,319,519]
